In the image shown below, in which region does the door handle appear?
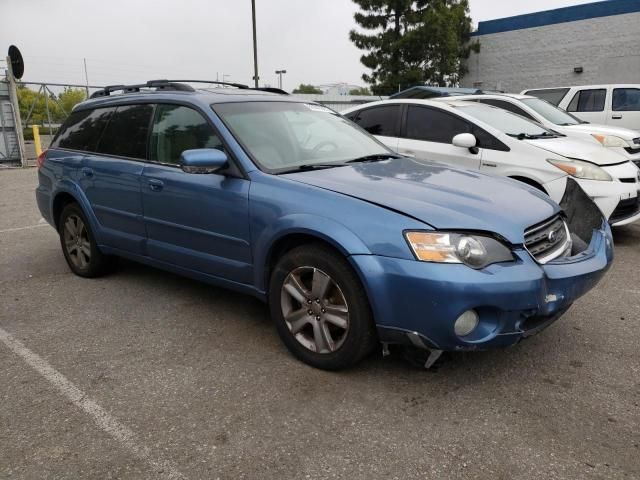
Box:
[81,167,94,178]
[612,114,623,119]
[148,179,164,192]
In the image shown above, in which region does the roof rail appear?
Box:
[90,79,288,99]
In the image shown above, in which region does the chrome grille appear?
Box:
[524,215,571,264]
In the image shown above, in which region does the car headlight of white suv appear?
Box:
[592,134,631,148]
[547,158,612,181]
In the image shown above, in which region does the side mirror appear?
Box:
[452,133,479,155]
[180,149,228,174]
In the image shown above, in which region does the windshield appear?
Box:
[521,98,582,126]
[456,104,556,138]
[212,101,390,172]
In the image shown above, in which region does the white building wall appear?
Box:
[462,11,640,93]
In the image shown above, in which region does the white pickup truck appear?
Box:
[522,85,640,132]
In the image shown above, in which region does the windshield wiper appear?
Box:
[508,132,557,140]
[277,163,347,174]
[346,153,402,164]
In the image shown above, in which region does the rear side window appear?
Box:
[353,105,401,137]
[96,104,154,159]
[52,108,113,152]
[150,104,223,165]
[477,99,537,121]
[612,88,640,111]
[524,88,569,106]
[405,106,471,143]
[567,89,606,112]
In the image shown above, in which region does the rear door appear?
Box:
[611,87,640,131]
[140,103,252,284]
[396,105,481,170]
[74,104,151,254]
[564,87,608,125]
[348,104,401,152]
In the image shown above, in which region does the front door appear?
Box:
[141,104,252,284]
[565,88,608,125]
[396,105,482,170]
[610,87,640,131]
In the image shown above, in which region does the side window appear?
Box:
[52,108,113,152]
[473,126,510,152]
[343,111,359,122]
[353,105,401,137]
[405,106,471,143]
[525,88,569,106]
[96,104,154,159]
[612,88,640,112]
[567,89,606,112]
[478,99,537,121]
[150,104,223,165]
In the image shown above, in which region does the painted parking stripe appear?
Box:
[0,223,49,234]
[0,327,185,480]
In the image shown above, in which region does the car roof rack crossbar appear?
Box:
[90,79,289,98]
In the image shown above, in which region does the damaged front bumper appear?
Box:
[350,219,613,353]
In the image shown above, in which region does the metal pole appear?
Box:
[83,58,90,99]
[5,56,27,167]
[251,0,259,88]
[43,84,54,142]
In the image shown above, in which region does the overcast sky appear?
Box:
[1,0,595,90]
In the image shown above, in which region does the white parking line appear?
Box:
[0,327,185,480]
[0,223,49,234]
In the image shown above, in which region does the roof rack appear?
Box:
[90,79,288,99]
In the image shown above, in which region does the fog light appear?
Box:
[454,310,479,337]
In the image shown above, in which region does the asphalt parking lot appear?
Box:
[0,167,639,479]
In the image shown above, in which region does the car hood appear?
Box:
[563,123,640,142]
[524,137,628,165]
[284,158,559,244]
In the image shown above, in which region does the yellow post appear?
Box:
[32,125,42,157]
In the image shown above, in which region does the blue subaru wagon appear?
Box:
[36,80,614,370]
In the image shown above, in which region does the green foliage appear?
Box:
[349,0,479,95]
[17,86,87,125]
[292,84,323,94]
[348,87,372,95]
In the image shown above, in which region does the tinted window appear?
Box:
[53,108,113,152]
[524,88,570,106]
[96,104,153,159]
[353,105,401,136]
[150,105,223,165]
[473,126,510,152]
[567,89,606,112]
[477,99,536,121]
[405,106,471,143]
[612,88,640,112]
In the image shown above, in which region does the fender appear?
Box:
[252,213,371,291]
[51,180,103,242]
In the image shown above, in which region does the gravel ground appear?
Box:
[0,167,638,479]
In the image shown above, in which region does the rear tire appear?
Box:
[269,243,377,370]
[58,203,113,278]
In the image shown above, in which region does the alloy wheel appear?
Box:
[280,266,350,354]
[63,214,91,269]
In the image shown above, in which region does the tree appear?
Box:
[57,88,86,117]
[349,87,372,95]
[349,0,478,95]
[17,86,60,125]
[292,84,323,94]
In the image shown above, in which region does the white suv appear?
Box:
[452,93,640,168]
[522,85,640,133]
[342,99,640,227]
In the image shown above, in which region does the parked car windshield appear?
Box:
[456,104,557,138]
[521,98,582,126]
[212,101,391,172]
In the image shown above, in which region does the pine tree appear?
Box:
[349,0,478,95]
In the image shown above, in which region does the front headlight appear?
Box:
[547,158,612,181]
[404,231,514,269]
[592,134,631,148]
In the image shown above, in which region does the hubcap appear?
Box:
[280,266,349,354]
[63,214,91,269]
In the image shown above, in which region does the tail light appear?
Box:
[37,150,48,169]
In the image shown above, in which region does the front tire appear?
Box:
[269,244,377,370]
[58,203,112,278]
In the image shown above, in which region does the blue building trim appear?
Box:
[473,0,640,36]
